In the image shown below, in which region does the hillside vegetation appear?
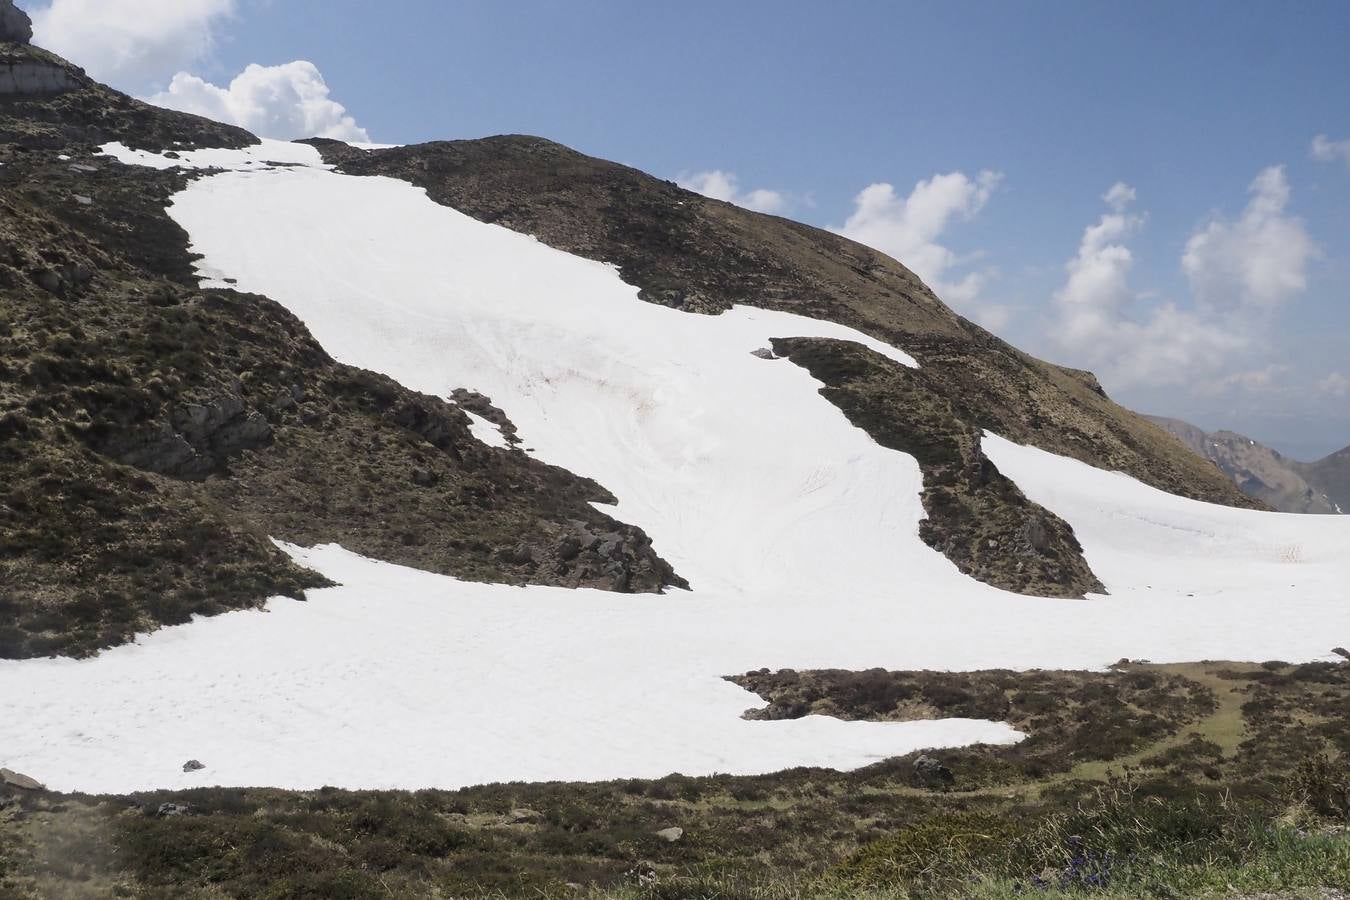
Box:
[0,46,680,659]
[2,659,1347,898]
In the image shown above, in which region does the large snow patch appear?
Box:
[2,141,1344,793]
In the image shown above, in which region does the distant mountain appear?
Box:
[1146,416,1341,514]
[1294,446,1350,514]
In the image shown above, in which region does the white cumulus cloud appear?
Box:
[149,62,370,142]
[1318,372,1350,397]
[834,170,1007,328]
[1052,169,1319,391]
[1182,166,1316,312]
[1051,184,1248,387]
[677,170,789,215]
[28,0,234,92]
[1196,364,1291,396]
[1103,181,1136,212]
[27,0,370,143]
[1311,134,1350,166]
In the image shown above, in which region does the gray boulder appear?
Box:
[182,759,206,773]
[0,768,44,791]
[912,754,954,788]
[157,802,194,817]
[0,1,33,44]
[654,826,684,843]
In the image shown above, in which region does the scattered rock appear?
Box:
[73,194,92,206]
[625,861,658,888]
[32,268,61,294]
[1333,647,1349,662]
[751,347,777,360]
[156,802,194,817]
[0,0,33,44]
[182,759,205,773]
[0,768,43,791]
[912,754,954,788]
[654,826,684,842]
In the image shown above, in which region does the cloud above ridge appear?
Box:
[26,0,370,142]
[28,0,234,92]
[1050,170,1315,390]
[149,63,370,142]
[835,170,1008,329]
[677,170,790,215]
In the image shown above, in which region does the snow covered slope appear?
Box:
[2,141,1346,793]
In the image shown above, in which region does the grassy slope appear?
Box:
[1,661,1346,898]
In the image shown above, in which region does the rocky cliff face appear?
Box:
[1146,416,1340,514]
[1295,446,1350,514]
[0,6,80,96]
[0,0,32,45]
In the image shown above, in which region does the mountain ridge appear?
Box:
[1,42,1268,659]
[1146,415,1345,514]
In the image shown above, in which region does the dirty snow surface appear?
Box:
[3,141,1347,794]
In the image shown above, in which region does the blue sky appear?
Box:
[22,0,1350,459]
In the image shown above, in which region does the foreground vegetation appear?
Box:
[1,659,1347,898]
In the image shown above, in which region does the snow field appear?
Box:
[1,141,1344,793]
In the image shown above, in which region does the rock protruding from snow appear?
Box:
[0,1,32,44]
[0,768,44,791]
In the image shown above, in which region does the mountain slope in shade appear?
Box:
[1146,416,1341,514]
[1294,447,1350,514]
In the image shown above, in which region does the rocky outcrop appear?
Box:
[0,0,32,44]
[0,56,78,95]
[913,754,955,788]
[1,12,80,96]
[93,392,275,480]
[1295,445,1350,514]
[772,337,1105,599]
[0,768,43,791]
[451,388,521,445]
